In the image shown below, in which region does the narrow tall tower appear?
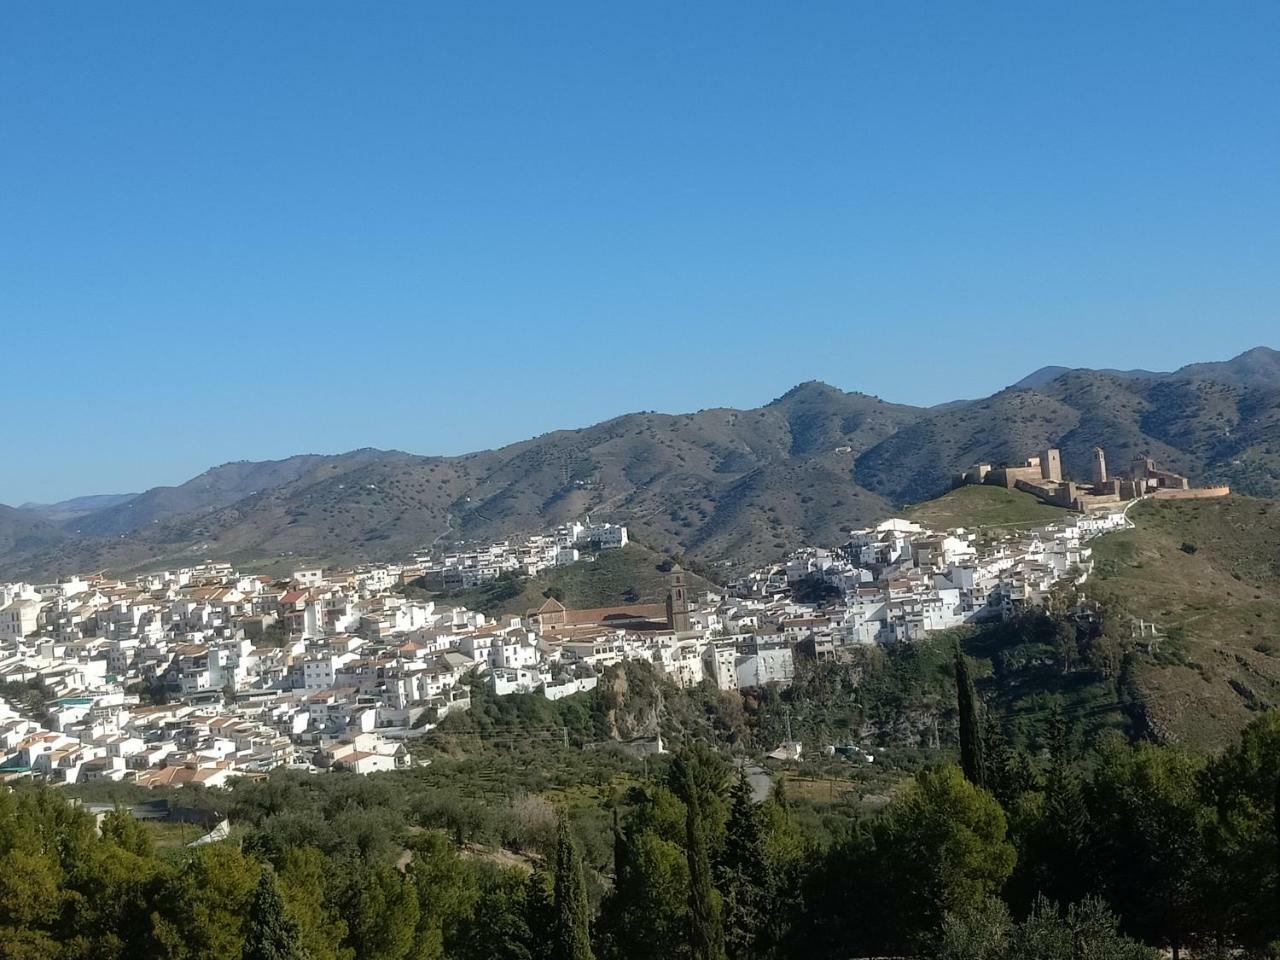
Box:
[1041,448,1063,483]
[1092,447,1108,485]
[666,564,691,633]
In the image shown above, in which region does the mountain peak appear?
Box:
[1233,345,1279,361]
[771,380,845,404]
[1012,364,1167,391]
[1170,345,1280,387]
[1011,366,1073,390]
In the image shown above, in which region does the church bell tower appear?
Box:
[666,564,691,632]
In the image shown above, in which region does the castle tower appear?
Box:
[666,564,691,633]
[1041,448,1063,483]
[1092,447,1108,485]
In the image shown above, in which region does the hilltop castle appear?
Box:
[961,447,1229,512]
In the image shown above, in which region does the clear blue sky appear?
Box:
[3,2,1278,504]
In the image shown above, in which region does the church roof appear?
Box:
[563,602,668,626]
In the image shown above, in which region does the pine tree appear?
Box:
[278,847,348,960]
[981,717,1041,809]
[349,863,420,960]
[242,868,302,960]
[680,762,727,960]
[1041,764,1095,904]
[455,870,534,960]
[551,816,594,960]
[595,814,632,960]
[406,831,480,960]
[1023,720,1094,912]
[954,642,985,789]
[99,806,154,857]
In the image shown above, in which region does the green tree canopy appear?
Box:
[242,868,303,960]
[954,643,985,789]
[872,764,1015,951]
[1199,711,1280,950]
[550,816,594,960]
[673,752,726,960]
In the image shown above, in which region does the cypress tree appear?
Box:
[1274,772,1280,934]
[610,808,629,892]
[597,808,633,960]
[242,868,302,960]
[772,774,789,813]
[954,642,985,789]
[596,816,690,960]
[720,770,768,960]
[681,763,727,960]
[1013,714,1093,913]
[524,867,555,960]
[551,816,594,960]
[1040,763,1095,906]
[1046,698,1072,764]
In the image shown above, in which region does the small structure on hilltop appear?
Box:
[960,446,1229,512]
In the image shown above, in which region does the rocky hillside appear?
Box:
[855,351,1280,504]
[1,347,1277,579]
[17,494,137,525]
[0,505,69,558]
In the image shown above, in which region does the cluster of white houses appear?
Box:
[0,508,1127,788]
[728,509,1128,651]
[411,519,628,591]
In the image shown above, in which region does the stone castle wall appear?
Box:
[1152,486,1231,501]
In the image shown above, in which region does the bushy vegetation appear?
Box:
[0,679,52,726]
[403,545,716,619]
[9,704,1280,958]
[745,604,1143,766]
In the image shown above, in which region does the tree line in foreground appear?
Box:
[2,655,1279,959]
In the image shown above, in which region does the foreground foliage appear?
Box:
[2,706,1278,959]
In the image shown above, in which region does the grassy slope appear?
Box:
[904,484,1070,531]
[890,488,1280,753]
[410,543,717,618]
[1088,496,1280,749]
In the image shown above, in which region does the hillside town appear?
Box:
[0,506,1129,788]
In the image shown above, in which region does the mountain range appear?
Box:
[3,346,1278,580]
